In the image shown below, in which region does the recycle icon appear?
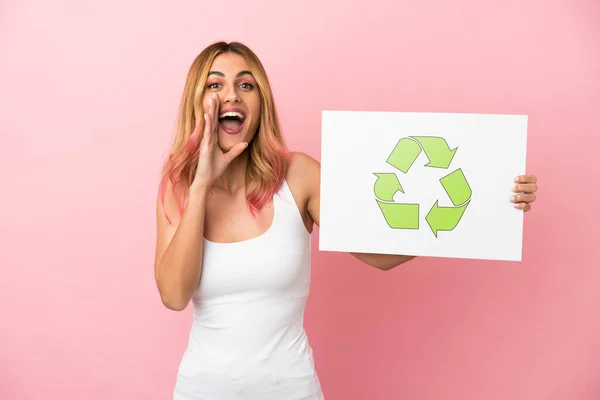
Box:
[373,136,472,237]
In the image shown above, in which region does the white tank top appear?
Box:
[173,180,325,400]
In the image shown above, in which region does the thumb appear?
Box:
[223,142,249,164]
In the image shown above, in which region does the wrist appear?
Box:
[189,183,211,201]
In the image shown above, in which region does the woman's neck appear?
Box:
[212,149,249,195]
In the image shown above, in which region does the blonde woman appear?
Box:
[154,42,539,399]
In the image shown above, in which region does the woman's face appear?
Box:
[202,52,261,152]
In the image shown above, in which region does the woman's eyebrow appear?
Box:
[208,70,253,78]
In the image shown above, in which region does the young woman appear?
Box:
[154,42,538,400]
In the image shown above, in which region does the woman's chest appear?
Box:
[203,195,275,244]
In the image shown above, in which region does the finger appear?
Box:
[513,202,531,212]
[510,193,536,203]
[212,93,219,133]
[202,110,213,149]
[513,183,538,193]
[515,174,537,184]
[209,94,220,133]
[223,142,249,164]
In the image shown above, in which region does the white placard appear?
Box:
[319,110,528,261]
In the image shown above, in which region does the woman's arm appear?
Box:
[154,184,210,311]
[153,94,248,310]
[349,252,416,271]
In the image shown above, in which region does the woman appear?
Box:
[154,42,538,399]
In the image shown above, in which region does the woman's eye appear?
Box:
[207,83,220,89]
[240,83,253,90]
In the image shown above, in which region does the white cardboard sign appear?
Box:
[319,110,528,261]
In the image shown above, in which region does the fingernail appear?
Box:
[510,195,516,202]
[514,176,519,182]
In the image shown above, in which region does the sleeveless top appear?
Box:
[172,180,325,400]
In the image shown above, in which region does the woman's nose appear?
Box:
[222,86,241,103]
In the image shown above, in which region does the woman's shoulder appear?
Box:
[286,151,320,184]
[287,150,319,166]
[284,151,320,213]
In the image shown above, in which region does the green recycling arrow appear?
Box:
[374,135,472,238]
[440,168,471,206]
[373,173,404,201]
[425,199,470,237]
[424,168,472,236]
[386,136,458,173]
[386,137,422,173]
[411,136,457,169]
[376,200,419,229]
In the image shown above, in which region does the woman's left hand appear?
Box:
[511,174,538,212]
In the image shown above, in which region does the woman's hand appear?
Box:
[191,93,248,192]
[511,174,538,211]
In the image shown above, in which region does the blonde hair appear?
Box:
[158,42,289,223]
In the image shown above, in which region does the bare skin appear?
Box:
[154,53,539,310]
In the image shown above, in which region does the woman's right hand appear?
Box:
[191,93,248,193]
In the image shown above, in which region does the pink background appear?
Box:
[1,0,599,399]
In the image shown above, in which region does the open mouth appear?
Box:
[218,109,246,135]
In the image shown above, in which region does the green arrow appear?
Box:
[411,136,457,169]
[440,168,472,206]
[425,200,470,237]
[386,137,421,173]
[376,200,419,229]
[373,173,404,202]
